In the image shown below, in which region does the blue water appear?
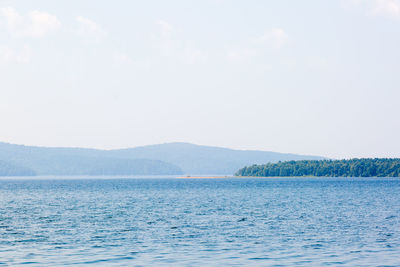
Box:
[0,177,399,266]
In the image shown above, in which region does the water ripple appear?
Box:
[0,177,399,265]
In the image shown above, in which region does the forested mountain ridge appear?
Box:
[236,159,400,177]
[0,142,325,176]
[0,142,183,176]
[0,160,36,176]
[106,142,326,174]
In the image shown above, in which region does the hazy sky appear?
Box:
[1,0,400,158]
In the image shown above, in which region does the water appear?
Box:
[0,177,399,266]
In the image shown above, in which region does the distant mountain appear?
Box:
[0,142,183,176]
[0,159,36,176]
[110,142,326,175]
[0,142,325,176]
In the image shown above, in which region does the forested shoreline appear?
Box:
[236,159,400,177]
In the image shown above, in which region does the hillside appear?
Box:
[0,160,36,176]
[110,143,325,175]
[0,142,183,176]
[0,142,325,176]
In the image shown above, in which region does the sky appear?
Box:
[0,0,399,159]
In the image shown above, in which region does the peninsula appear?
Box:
[236,159,400,177]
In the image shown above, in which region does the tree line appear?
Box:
[236,159,400,177]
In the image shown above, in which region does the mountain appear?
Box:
[0,142,183,176]
[0,142,325,176]
[0,160,36,176]
[110,142,326,175]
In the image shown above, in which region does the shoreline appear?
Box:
[177,175,233,179]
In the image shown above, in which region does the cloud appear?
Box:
[157,20,173,38]
[305,56,329,69]
[181,47,208,64]
[342,0,364,8]
[151,20,208,65]
[28,10,61,37]
[225,27,288,63]
[372,0,400,17]
[343,0,400,18]
[75,16,106,42]
[0,7,60,38]
[0,46,13,62]
[226,48,257,62]
[112,51,132,65]
[0,45,31,64]
[255,28,288,48]
[151,20,176,57]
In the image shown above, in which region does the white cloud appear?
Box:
[182,47,208,64]
[28,10,60,37]
[372,0,400,17]
[342,0,364,8]
[75,16,106,42]
[226,48,257,62]
[343,0,400,18]
[112,51,132,65]
[305,56,329,69]
[151,20,208,65]
[0,7,21,31]
[0,45,31,64]
[157,20,173,38]
[255,28,288,48]
[225,27,288,63]
[0,46,13,62]
[0,7,60,38]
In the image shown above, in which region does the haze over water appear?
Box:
[1,177,399,266]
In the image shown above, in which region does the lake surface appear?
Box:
[0,177,399,266]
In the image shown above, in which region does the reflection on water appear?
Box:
[0,177,399,266]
